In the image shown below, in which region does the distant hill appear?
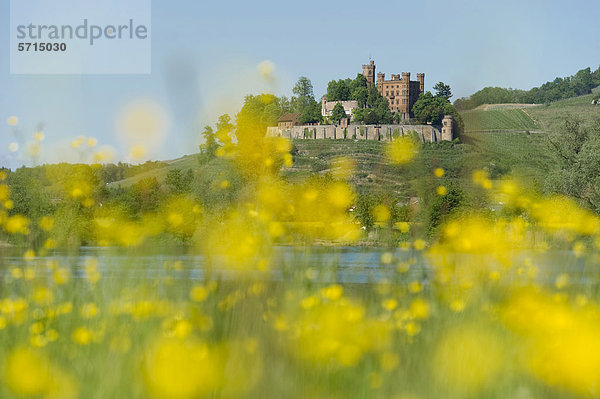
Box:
[455,66,600,111]
[460,93,600,132]
[108,131,556,200]
[107,154,198,187]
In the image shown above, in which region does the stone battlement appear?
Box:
[267,121,453,142]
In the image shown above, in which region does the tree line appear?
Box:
[454,66,600,110]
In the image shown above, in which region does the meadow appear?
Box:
[460,93,600,133]
[461,108,540,132]
[2,104,600,399]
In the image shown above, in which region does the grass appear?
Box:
[461,108,540,132]
[460,131,555,180]
[528,94,600,132]
[107,154,198,187]
[110,135,554,198]
[460,93,600,133]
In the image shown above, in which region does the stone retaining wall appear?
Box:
[266,123,452,142]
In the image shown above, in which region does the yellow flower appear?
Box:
[23,249,35,261]
[395,221,410,233]
[32,287,54,305]
[436,185,447,196]
[80,303,99,319]
[53,267,70,285]
[413,239,427,251]
[39,216,54,231]
[72,326,94,345]
[0,184,10,200]
[4,215,29,234]
[386,135,419,164]
[472,170,492,189]
[410,298,430,319]
[373,204,391,223]
[321,284,343,301]
[382,298,398,311]
[4,347,51,396]
[408,281,423,293]
[190,285,209,302]
[380,252,393,264]
[434,167,445,178]
[142,338,224,399]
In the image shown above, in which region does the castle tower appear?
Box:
[402,72,411,82]
[362,60,375,86]
[377,72,385,84]
[417,73,425,93]
[442,115,454,141]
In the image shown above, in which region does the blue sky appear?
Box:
[1,0,599,167]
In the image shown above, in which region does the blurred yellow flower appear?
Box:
[142,338,224,399]
[386,135,419,164]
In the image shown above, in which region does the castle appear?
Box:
[362,60,424,119]
[320,60,425,120]
[268,60,454,142]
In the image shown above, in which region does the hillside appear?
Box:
[461,108,541,132]
[107,133,554,201]
[107,154,198,187]
[104,95,600,190]
[527,94,600,131]
[460,93,599,132]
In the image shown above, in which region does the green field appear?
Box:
[528,94,600,132]
[461,108,540,132]
[460,94,600,133]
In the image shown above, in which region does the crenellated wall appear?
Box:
[266,123,453,143]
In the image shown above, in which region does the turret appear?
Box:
[417,73,425,93]
[442,115,454,141]
[362,60,376,85]
[377,72,385,83]
[402,72,411,82]
[391,74,400,81]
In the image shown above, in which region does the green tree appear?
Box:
[199,125,218,159]
[330,102,347,124]
[434,82,453,99]
[300,99,322,125]
[165,168,194,194]
[374,97,393,124]
[237,94,288,131]
[545,116,600,211]
[326,79,352,101]
[353,86,369,108]
[412,92,455,125]
[292,77,315,114]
